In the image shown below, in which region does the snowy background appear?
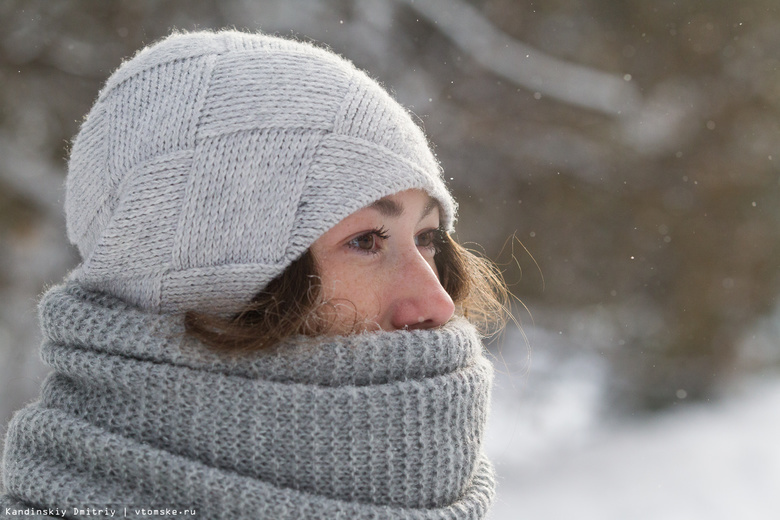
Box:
[485,323,780,519]
[1,1,779,518]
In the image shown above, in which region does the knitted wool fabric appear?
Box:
[1,284,495,519]
[65,30,456,315]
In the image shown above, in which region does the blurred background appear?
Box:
[1,0,778,518]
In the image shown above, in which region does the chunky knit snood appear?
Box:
[1,284,495,519]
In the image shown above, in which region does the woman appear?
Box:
[1,30,507,519]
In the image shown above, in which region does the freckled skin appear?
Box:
[310,189,455,333]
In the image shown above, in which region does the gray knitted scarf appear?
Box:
[2,284,495,519]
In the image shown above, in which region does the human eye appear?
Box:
[415,228,442,253]
[347,227,390,254]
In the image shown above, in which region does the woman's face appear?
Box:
[310,189,455,333]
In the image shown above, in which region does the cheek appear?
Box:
[316,256,384,320]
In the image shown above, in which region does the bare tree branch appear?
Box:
[396,0,642,117]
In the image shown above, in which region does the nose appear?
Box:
[388,250,455,330]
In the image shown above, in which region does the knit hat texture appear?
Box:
[66,30,456,314]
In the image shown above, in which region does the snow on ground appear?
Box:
[484,324,780,520]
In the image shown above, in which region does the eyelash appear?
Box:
[346,227,443,255]
[416,229,442,253]
[347,226,391,255]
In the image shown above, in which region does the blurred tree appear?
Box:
[0,0,778,418]
[390,0,780,409]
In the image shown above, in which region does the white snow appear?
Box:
[484,334,780,520]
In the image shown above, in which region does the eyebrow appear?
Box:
[369,198,403,217]
[421,197,439,220]
[368,195,440,221]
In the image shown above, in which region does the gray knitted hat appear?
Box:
[65,30,456,315]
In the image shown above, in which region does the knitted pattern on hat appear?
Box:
[65,30,456,314]
[1,283,495,519]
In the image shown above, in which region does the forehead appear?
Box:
[312,190,441,251]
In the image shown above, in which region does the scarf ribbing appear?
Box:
[2,283,495,519]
